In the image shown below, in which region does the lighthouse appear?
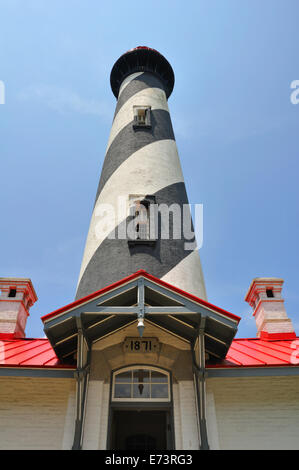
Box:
[76,47,207,301]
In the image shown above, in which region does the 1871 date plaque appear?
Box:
[123,337,159,353]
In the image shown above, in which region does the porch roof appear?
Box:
[41,270,240,324]
[39,271,240,362]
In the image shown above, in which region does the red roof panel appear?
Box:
[22,348,60,367]
[225,348,266,367]
[240,339,292,363]
[257,339,296,355]
[0,338,74,369]
[3,340,47,361]
[230,342,287,365]
[2,340,33,353]
[207,338,299,369]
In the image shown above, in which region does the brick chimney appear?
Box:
[245,278,296,341]
[0,278,37,339]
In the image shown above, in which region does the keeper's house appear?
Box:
[0,48,298,450]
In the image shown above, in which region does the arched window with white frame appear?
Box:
[112,366,170,402]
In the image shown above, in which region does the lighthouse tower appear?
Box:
[76,47,206,301]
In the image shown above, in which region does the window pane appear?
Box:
[115,371,132,383]
[133,384,150,398]
[113,368,170,401]
[114,384,131,398]
[151,371,168,383]
[133,369,150,383]
[151,384,169,399]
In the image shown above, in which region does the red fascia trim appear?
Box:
[41,270,240,324]
[259,331,297,341]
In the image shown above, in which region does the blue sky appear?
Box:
[0,0,298,339]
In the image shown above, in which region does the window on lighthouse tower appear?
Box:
[128,195,156,245]
[133,106,151,129]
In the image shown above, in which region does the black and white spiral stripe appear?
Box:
[75,72,206,301]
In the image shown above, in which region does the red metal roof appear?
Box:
[0,338,75,369]
[207,338,299,368]
[0,336,298,370]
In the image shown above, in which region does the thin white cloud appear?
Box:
[18,84,111,120]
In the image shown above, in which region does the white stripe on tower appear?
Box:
[75,47,207,301]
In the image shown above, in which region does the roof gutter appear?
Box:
[0,367,75,378]
[206,365,299,378]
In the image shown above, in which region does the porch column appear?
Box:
[192,318,209,450]
[72,317,91,450]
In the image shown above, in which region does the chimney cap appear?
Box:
[245,277,284,303]
[0,277,38,302]
[110,46,175,99]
